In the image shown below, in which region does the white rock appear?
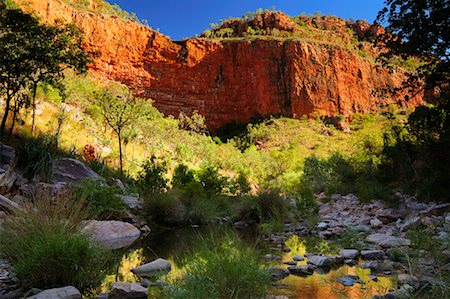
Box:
[370,218,383,228]
[131,258,172,277]
[83,220,140,249]
[27,286,81,299]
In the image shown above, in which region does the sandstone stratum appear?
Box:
[15,0,424,129]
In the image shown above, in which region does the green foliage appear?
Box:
[0,3,90,140]
[381,92,450,202]
[143,191,186,226]
[234,191,288,224]
[71,179,125,220]
[167,232,271,299]
[137,156,168,195]
[0,196,109,290]
[16,135,56,181]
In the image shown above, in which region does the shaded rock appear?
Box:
[361,250,385,260]
[52,158,101,184]
[119,195,142,211]
[293,255,304,262]
[270,268,290,281]
[109,282,147,299]
[397,274,420,289]
[307,255,342,267]
[420,203,450,217]
[336,276,356,286]
[83,220,140,249]
[27,286,81,299]
[340,249,358,259]
[370,217,383,228]
[263,254,282,261]
[283,261,297,266]
[378,209,404,223]
[366,233,411,248]
[288,265,314,276]
[317,222,328,230]
[0,144,15,172]
[354,224,371,233]
[374,284,414,299]
[131,258,171,277]
[0,195,20,212]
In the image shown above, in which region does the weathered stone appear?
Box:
[336,276,357,286]
[119,195,142,211]
[82,220,140,249]
[263,254,282,261]
[340,249,358,259]
[288,265,314,276]
[420,203,450,217]
[374,284,414,299]
[397,274,420,289]
[366,233,411,248]
[307,255,342,267]
[131,258,172,277]
[109,283,147,299]
[52,158,101,184]
[270,268,290,281]
[361,250,385,260]
[292,255,304,262]
[317,222,328,230]
[27,286,81,299]
[370,217,383,228]
[378,209,404,224]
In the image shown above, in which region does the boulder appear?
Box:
[270,268,290,281]
[307,255,342,267]
[109,283,147,299]
[27,286,81,299]
[361,250,385,260]
[370,217,383,228]
[288,265,314,276]
[292,255,304,262]
[317,222,328,230]
[119,195,142,211]
[131,258,172,277]
[340,249,358,259]
[378,209,404,224]
[82,220,140,249]
[374,284,414,299]
[397,274,420,289]
[366,233,411,248]
[420,203,450,217]
[52,158,101,184]
[336,276,357,286]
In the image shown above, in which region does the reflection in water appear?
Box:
[102,227,396,299]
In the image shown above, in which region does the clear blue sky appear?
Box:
[106,0,385,40]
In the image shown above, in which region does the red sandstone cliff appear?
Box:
[14,0,424,129]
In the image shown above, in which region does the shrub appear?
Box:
[143,191,186,225]
[137,156,168,195]
[234,191,288,224]
[167,231,271,299]
[71,179,125,220]
[16,135,56,181]
[0,196,109,290]
[172,164,195,188]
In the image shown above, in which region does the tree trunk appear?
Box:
[118,132,123,179]
[0,95,12,142]
[31,83,38,136]
[7,101,18,142]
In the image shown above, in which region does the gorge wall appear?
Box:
[15,0,424,129]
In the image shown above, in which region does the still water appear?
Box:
[100,226,396,299]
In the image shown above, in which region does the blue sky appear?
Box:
[106,0,385,40]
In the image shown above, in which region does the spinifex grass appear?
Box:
[0,196,109,290]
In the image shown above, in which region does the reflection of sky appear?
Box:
[100,228,396,298]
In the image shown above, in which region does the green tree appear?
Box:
[94,84,149,176]
[0,3,90,140]
[377,0,449,91]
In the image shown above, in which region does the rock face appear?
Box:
[27,286,81,299]
[15,1,424,130]
[82,220,140,249]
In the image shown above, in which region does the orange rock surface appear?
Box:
[15,0,424,129]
